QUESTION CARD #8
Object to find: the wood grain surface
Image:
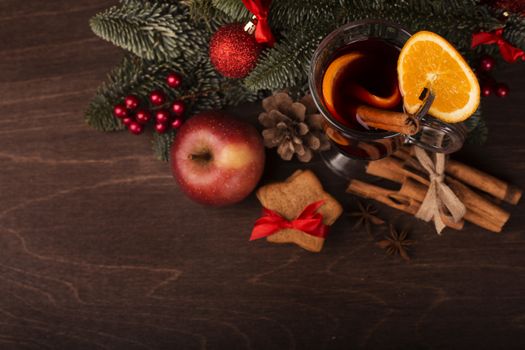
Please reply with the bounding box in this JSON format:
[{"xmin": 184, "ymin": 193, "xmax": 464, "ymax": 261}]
[{"xmin": 1, "ymin": 1, "xmax": 525, "ymax": 349}]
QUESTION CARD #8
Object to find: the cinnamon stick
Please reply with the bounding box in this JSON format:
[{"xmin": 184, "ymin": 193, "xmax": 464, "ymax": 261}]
[
  {"xmin": 347, "ymin": 179, "xmax": 464, "ymax": 230},
  {"xmin": 347, "ymin": 178, "xmax": 506, "ymax": 232},
  {"xmin": 366, "ymin": 157, "xmax": 429, "ymax": 186},
  {"xmin": 446, "ymin": 159, "xmax": 522, "ymax": 205},
  {"xmin": 463, "ymin": 211, "xmax": 503, "ymax": 233},
  {"xmin": 355, "ymin": 105, "xmax": 419, "ymax": 135},
  {"xmin": 402, "ymin": 177, "xmax": 506, "ymax": 232},
  {"xmin": 446, "ymin": 178, "xmax": 510, "ymax": 229},
  {"xmin": 365, "ymin": 156, "xmax": 510, "ymax": 232}
]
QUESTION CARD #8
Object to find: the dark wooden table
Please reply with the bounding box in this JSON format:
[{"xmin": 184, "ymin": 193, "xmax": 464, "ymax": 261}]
[{"xmin": 1, "ymin": 1, "xmax": 525, "ymax": 349}]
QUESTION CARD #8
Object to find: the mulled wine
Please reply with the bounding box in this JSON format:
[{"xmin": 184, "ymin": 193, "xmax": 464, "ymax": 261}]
[
  {"xmin": 319, "ymin": 37, "xmax": 404, "ymax": 159},
  {"xmin": 328, "ymin": 39, "xmax": 402, "ymax": 131},
  {"xmin": 309, "ymin": 20, "xmax": 466, "ymax": 178}
]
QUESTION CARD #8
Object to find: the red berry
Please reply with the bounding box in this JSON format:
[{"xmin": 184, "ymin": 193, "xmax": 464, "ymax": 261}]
[
  {"xmin": 135, "ymin": 110, "xmax": 151, "ymax": 124},
  {"xmin": 128, "ymin": 122, "xmax": 144, "ymax": 135},
  {"xmin": 155, "ymin": 123, "xmax": 168, "ymax": 134},
  {"xmin": 125, "ymin": 95, "xmax": 140, "ymax": 110},
  {"xmin": 122, "ymin": 117, "xmax": 133, "ymax": 126},
  {"xmin": 156, "ymin": 109, "xmax": 170, "ymax": 124},
  {"xmin": 480, "ymin": 81, "xmax": 493, "ymax": 97},
  {"xmin": 113, "ymin": 104, "xmax": 128, "ymax": 118},
  {"xmin": 171, "ymin": 118, "xmax": 183, "ymax": 129},
  {"xmin": 479, "ymin": 55, "xmax": 496, "ymax": 72},
  {"xmin": 150, "ymin": 90, "xmax": 166, "ymax": 106},
  {"xmin": 167, "ymin": 73, "xmax": 183, "ymax": 88},
  {"xmin": 495, "ymin": 83, "xmax": 509, "ymax": 98},
  {"xmin": 171, "ymin": 100, "xmax": 186, "ymax": 116}
]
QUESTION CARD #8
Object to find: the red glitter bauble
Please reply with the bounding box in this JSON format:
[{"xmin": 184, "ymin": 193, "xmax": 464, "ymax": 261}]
[{"xmin": 209, "ymin": 24, "xmax": 262, "ymax": 79}]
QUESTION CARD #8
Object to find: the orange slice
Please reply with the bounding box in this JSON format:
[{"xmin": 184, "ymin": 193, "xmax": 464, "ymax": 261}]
[
  {"xmin": 324, "ymin": 125, "xmax": 350, "ymax": 146},
  {"xmin": 347, "ymin": 82, "xmax": 401, "ymax": 109},
  {"xmin": 322, "ymin": 52, "xmax": 364, "ymax": 117},
  {"xmin": 397, "ymin": 31, "xmax": 480, "ymax": 123},
  {"xmin": 322, "ymin": 52, "xmax": 402, "ymax": 114}
]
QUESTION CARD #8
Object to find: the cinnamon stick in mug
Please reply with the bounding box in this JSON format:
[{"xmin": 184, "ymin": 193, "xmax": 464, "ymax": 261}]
[{"xmin": 355, "ymin": 104, "xmax": 419, "ymax": 135}]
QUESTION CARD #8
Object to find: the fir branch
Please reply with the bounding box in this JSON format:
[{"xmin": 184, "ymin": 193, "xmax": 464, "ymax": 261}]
[
  {"xmin": 211, "ymin": 0, "xmax": 250, "ymax": 22},
  {"xmin": 244, "ymin": 0, "xmax": 503, "ymax": 91},
  {"xmin": 243, "ymin": 25, "xmax": 331, "ymax": 91},
  {"xmin": 182, "ymin": 0, "xmax": 232, "ymax": 29},
  {"xmin": 152, "ymin": 129, "xmax": 176, "ymax": 161},
  {"xmin": 86, "ymin": 52, "xmax": 255, "ymax": 158},
  {"xmin": 504, "ymin": 14, "xmax": 525, "ymax": 49},
  {"xmin": 269, "ymin": 0, "xmax": 337, "ymax": 30},
  {"xmin": 466, "ymin": 116, "xmax": 488, "ymax": 145},
  {"xmin": 86, "ymin": 55, "xmax": 141, "ymax": 131},
  {"xmin": 90, "ymin": 0, "xmax": 209, "ymax": 61}
]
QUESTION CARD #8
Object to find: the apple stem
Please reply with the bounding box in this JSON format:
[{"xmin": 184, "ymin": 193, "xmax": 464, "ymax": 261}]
[{"xmin": 188, "ymin": 153, "xmax": 212, "ymax": 162}]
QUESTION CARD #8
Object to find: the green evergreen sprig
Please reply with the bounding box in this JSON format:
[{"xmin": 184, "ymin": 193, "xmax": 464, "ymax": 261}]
[
  {"xmin": 87, "ymin": 0, "xmax": 525, "ymax": 156},
  {"xmin": 90, "ymin": 0, "xmax": 209, "ymax": 61},
  {"xmin": 244, "ymin": 25, "xmax": 330, "ymax": 92},
  {"xmin": 86, "ymin": 53, "xmax": 256, "ymax": 160},
  {"xmin": 242, "ymin": 0, "xmax": 507, "ymax": 92}
]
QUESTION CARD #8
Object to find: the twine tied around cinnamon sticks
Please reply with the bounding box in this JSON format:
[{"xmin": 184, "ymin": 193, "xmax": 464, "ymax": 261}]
[
  {"xmin": 347, "ymin": 146, "xmax": 522, "ymax": 234},
  {"xmin": 413, "ymin": 147, "xmax": 465, "ymax": 234}
]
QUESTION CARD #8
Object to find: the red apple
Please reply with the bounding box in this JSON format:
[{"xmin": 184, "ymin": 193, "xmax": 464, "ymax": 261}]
[{"xmin": 171, "ymin": 112, "xmax": 265, "ymax": 206}]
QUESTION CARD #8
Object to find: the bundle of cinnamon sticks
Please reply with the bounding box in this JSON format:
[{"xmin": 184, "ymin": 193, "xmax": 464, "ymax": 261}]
[{"xmin": 347, "ymin": 147, "xmax": 522, "ymax": 233}]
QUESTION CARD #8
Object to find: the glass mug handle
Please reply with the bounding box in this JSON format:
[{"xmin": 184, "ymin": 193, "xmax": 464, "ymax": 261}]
[{"xmin": 405, "ymin": 91, "xmax": 466, "ymax": 154}]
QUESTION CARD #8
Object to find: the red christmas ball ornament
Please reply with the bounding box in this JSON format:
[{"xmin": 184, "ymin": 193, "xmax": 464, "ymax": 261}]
[
  {"xmin": 156, "ymin": 109, "xmax": 170, "ymax": 124},
  {"xmin": 480, "ymin": 81, "xmax": 493, "ymax": 97},
  {"xmin": 479, "ymin": 55, "xmax": 496, "ymax": 72},
  {"xmin": 155, "ymin": 123, "xmax": 168, "ymax": 134},
  {"xmin": 113, "ymin": 104, "xmax": 128, "ymax": 118},
  {"xmin": 150, "ymin": 90, "xmax": 166, "ymax": 106},
  {"xmin": 171, "ymin": 118, "xmax": 183, "ymax": 129},
  {"xmin": 128, "ymin": 122, "xmax": 144, "ymax": 135},
  {"xmin": 209, "ymin": 24, "xmax": 262, "ymax": 79},
  {"xmin": 135, "ymin": 110, "xmax": 151, "ymax": 124},
  {"xmin": 495, "ymin": 83, "xmax": 510, "ymax": 97},
  {"xmin": 171, "ymin": 100, "xmax": 186, "ymax": 117},
  {"xmin": 122, "ymin": 117, "xmax": 133, "ymax": 126},
  {"xmin": 167, "ymin": 73, "xmax": 183, "ymax": 89},
  {"xmin": 125, "ymin": 95, "xmax": 140, "ymax": 110}
]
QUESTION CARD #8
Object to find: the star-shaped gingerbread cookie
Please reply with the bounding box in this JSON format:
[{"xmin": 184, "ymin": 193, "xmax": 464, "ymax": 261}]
[{"xmin": 256, "ymin": 170, "xmax": 343, "ymax": 252}]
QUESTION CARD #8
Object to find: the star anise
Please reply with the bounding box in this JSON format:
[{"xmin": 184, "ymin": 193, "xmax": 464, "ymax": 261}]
[
  {"xmin": 348, "ymin": 201, "xmax": 385, "ymax": 237},
  {"xmin": 376, "ymin": 225, "xmax": 415, "ymax": 261}
]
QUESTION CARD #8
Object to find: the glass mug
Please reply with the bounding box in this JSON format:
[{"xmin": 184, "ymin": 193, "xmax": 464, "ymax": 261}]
[{"xmin": 308, "ymin": 20, "xmax": 466, "ymax": 178}]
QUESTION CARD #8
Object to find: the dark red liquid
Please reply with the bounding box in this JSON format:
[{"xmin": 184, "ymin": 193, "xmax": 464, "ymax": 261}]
[
  {"xmin": 329, "ymin": 39, "xmax": 402, "ymax": 131},
  {"xmin": 322, "ymin": 39, "xmax": 404, "ymax": 159}
]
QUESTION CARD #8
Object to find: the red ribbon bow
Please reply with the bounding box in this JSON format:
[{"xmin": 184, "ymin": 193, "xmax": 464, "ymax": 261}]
[
  {"xmin": 250, "ymin": 200, "xmax": 329, "ymax": 241},
  {"xmin": 471, "ymin": 28, "xmax": 525, "ymax": 63},
  {"xmin": 241, "ymin": 0, "xmax": 275, "ymax": 47}
]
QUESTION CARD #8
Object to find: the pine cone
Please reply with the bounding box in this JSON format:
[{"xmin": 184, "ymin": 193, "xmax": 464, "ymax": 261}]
[{"xmin": 259, "ymin": 92, "xmax": 330, "ymax": 162}]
